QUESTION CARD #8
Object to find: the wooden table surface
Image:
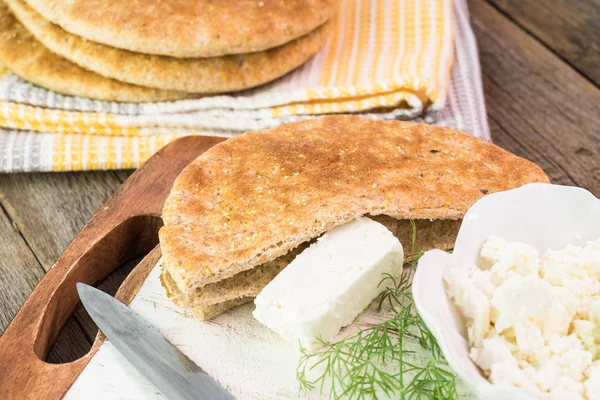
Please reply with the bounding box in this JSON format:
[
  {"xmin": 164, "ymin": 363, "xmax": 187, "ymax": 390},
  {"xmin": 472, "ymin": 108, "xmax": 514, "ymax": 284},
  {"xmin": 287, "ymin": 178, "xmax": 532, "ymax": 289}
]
[{"xmin": 0, "ymin": 0, "xmax": 598, "ymax": 363}]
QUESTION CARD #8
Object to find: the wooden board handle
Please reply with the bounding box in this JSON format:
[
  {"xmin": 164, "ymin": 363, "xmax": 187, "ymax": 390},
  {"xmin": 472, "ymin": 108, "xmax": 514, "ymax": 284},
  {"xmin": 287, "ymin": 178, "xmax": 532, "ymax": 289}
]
[{"xmin": 0, "ymin": 136, "xmax": 224, "ymax": 400}]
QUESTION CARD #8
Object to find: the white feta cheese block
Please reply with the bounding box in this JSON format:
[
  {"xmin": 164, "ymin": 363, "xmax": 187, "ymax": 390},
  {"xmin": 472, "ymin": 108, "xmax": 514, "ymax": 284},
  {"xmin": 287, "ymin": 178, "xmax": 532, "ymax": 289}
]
[{"xmin": 253, "ymin": 217, "xmax": 404, "ymax": 348}]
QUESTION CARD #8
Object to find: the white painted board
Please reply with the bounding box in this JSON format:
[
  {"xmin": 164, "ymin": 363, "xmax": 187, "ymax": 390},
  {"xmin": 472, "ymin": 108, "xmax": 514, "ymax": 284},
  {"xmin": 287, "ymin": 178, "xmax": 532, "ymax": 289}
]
[{"xmin": 66, "ymin": 258, "xmax": 473, "ymax": 399}]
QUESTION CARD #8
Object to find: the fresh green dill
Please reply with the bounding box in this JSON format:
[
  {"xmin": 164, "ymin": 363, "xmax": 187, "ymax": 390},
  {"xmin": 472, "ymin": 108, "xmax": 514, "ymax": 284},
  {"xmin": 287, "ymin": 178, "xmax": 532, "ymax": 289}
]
[
  {"xmin": 409, "ymin": 220, "xmax": 418, "ymax": 254},
  {"xmin": 296, "ymin": 222, "xmax": 457, "ymax": 399}
]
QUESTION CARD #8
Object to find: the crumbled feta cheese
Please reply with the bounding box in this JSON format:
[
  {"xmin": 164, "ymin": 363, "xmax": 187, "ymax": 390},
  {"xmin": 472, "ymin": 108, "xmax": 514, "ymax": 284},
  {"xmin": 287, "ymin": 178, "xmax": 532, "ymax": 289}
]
[
  {"xmin": 491, "ymin": 275, "xmax": 579, "ymax": 339},
  {"xmin": 582, "ymin": 239, "xmax": 600, "ymax": 280},
  {"xmin": 554, "ymin": 348, "xmax": 593, "ymax": 382},
  {"xmin": 574, "ymin": 320, "xmax": 600, "ymax": 358},
  {"xmin": 535, "ymin": 360, "xmax": 561, "ymax": 392},
  {"xmin": 584, "ymin": 361, "xmax": 600, "ymax": 400},
  {"xmin": 470, "ymin": 334, "xmax": 518, "ymax": 370},
  {"xmin": 444, "ymin": 236, "xmax": 600, "ymax": 399},
  {"xmin": 542, "ymin": 245, "xmax": 586, "ymax": 282},
  {"xmin": 470, "ymin": 269, "xmax": 497, "ymax": 299},
  {"xmin": 514, "ymin": 323, "xmax": 545, "ymax": 356},
  {"xmin": 444, "ymin": 266, "xmax": 491, "ymax": 346},
  {"xmin": 488, "ymin": 362, "xmax": 544, "ymax": 397},
  {"xmin": 551, "ymin": 375, "xmax": 585, "ymax": 399},
  {"xmin": 588, "ymin": 298, "xmax": 600, "ymax": 324},
  {"xmin": 480, "ymin": 235, "xmax": 540, "ymax": 286},
  {"xmin": 549, "ymin": 334, "xmax": 583, "ymax": 355}
]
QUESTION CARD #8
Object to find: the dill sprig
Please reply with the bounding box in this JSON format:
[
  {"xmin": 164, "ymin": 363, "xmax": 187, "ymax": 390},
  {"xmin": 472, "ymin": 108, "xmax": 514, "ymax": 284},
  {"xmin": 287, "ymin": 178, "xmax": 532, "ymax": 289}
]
[{"xmin": 296, "ymin": 221, "xmax": 457, "ymax": 399}]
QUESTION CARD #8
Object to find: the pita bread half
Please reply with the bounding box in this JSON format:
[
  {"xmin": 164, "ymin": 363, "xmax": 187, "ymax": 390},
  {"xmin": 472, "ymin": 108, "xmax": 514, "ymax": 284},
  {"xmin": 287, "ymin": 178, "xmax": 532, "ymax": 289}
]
[
  {"xmin": 0, "ymin": 2, "xmax": 192, "ymax": 102},
  {"xmin": 159, "ymin": 115, "xmax": 549, "ymax": 304},
  {"xmin": 23, "ymin": 0, "xmax": 338, "ymax": 58},
  {"xmin": 7, "ymin": 0, "xmax": 332, "ymax": 93},
  {"xmin": 160, "ymin": 217, "xmax": 461, "ymax": 319}
]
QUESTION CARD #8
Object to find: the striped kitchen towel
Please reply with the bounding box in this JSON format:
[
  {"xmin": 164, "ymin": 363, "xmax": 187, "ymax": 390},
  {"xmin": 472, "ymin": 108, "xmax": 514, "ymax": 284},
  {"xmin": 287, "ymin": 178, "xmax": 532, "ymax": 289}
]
[{"xmin": 0, "ymin": 0, "xmax": 489, "ymax": 172}]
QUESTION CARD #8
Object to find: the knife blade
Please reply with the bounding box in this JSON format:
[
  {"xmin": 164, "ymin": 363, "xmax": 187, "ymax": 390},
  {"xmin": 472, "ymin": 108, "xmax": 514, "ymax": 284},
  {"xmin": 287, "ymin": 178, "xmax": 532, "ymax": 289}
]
[{"xmin": 76, "ymin": 283, "xmax": 235, "ymax": 400}]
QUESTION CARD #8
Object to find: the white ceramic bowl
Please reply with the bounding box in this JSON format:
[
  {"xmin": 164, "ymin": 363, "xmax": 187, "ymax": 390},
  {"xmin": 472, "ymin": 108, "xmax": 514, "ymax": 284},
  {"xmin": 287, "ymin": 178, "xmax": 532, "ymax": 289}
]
[{"xmin": 412, "ymin": 183, "xmax": 600, "ymax": 399}]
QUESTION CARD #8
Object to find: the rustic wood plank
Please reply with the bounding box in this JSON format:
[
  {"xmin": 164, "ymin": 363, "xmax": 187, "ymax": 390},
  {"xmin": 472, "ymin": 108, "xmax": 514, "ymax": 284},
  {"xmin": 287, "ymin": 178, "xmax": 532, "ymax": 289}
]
[
  {"xmin": 0, "ymin": 171, "xmax": 130, "ymax": 357},
  {"xmin": 0, "ymin": 204, "xmax": 46, "ymax": 332},
  {"xmin": 0, "ymin": 171, "xmax": 123, "ymax": 270},
  {"xmin": 470, "ymin": 0, "xmax": 600, "ymax": 195},
  {"xmin": 0, "ymin": 173, "xmax": 138, "ymax": 357},
  {"xmin": 114, "ymin": 169, "xmax": 135, "ymax": 183},
  {"xmin": 0, "ymin": 199, "xmax": 92, "ymax": 363},
  {"xmin": 46, "ymin": 319, "xmax": 92, "ymax": 364},
  {"xmin": 0, "ymin": 171, "xmax": 123, "ymax": 342},
  {"xmin": 486, "ymin": 0, "xmax": 600, "ymax": 86}
]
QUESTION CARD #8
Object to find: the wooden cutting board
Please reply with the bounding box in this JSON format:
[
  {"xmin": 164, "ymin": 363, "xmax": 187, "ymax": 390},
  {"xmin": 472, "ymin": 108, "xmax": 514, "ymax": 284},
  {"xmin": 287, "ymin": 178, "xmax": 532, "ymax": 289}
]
[
  {"xmin": 66, "ymin": 250, "xmax": 461, "ymax": 399},
  {"xmin": 65, "ymin": 251, "xmax": 333, "ymax": 399},
  {"xmin": 0, "ymin": 136, "xmax": 224, "ymax": 400},
  {"xmin": 0, "ymin": 135, "xmax": 472, "ymax": 399}
]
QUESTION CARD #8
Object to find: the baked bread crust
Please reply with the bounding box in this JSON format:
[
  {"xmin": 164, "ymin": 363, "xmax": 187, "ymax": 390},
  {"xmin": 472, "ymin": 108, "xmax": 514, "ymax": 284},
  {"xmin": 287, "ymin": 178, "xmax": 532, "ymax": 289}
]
[
  {"xmin": 23, "ymin": 0, "xmax": 338, "ymax": 58},
  {"xmin": 160, "ymin": 116, "xmax": 549, "ymax": 299},
  {"xmin": 0, "ymin": 2, "xmax": 192, "ymax": 102},
  {"xmin": 7, "ymin": 0, "xmax": 332, "ymax": 93}
]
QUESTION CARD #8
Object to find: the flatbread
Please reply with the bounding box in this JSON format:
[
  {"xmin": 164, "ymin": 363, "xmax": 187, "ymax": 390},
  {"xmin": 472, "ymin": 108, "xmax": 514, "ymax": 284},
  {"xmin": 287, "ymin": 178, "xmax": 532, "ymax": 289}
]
[
  {"xmin": 7, "ymin": 0, "xmax": 332, "ymax": 93},
  {"xmin": 160, "ymin": 217, "xmax": 462, "ymax": 319},
  {"xmin": 162, "ymin": 239, "xmax": 310, "ymax": 308},
  {"xmin": 159, "ymin": 116, "xmax": 549, "ymax": 317},
  {"xmin": 0, "ymin": 2, "xmax": 192, "ymax": 102},
  {"xmin": 23, "ymin": 0, "xmax": 338, "ymax": 58},
  {"xmin": 176, "ymin": 296, "xmax": 253, "ymax": 321}
]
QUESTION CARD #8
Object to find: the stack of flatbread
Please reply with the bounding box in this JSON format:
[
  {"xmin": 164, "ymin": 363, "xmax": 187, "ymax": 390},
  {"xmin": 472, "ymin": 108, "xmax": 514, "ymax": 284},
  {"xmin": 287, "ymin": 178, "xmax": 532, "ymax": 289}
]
[
  {"xmin": 159, "ymin": 115, "xmax": 549, "ymax": 320},
  {"xmin": 0, "ymin": 0, "xmax": 335, "ymax": 102}
]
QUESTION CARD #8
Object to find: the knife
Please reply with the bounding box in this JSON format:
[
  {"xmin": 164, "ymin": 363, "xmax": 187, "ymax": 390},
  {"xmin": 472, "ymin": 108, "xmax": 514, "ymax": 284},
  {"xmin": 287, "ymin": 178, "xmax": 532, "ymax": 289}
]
[{"xmin": 76, "ymin": 283, "xmax": 235, "ymax": 400}]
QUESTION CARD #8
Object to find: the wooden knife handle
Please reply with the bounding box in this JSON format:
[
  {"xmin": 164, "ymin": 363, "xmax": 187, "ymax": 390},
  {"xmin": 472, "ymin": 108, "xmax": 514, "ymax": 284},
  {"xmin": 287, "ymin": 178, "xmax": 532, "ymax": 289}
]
[{"xmin": 0, "ymin": 136, "xmax": 224, "ymax": 400}]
